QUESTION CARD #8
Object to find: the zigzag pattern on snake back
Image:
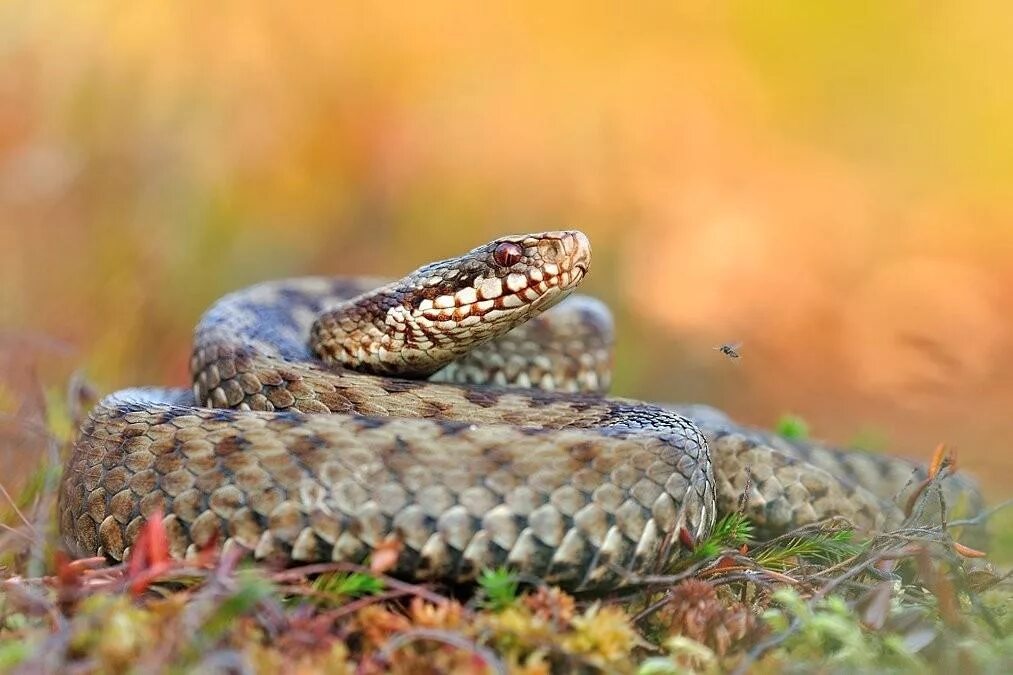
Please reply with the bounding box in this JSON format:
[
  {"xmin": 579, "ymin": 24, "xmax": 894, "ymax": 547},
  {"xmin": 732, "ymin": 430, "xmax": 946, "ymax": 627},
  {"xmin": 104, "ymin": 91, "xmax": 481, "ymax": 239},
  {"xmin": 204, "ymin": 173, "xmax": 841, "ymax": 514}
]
[{"xmin": 59, "ymin": 231, "xmax": 983, "ymax": 591}]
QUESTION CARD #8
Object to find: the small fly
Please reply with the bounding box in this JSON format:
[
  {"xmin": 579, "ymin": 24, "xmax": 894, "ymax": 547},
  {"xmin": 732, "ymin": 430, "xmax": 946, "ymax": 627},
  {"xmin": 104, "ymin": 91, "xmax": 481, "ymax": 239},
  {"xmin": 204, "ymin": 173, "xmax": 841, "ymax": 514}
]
[{"xmin": 715, "ymin": 341, "xmax": 742, "ymax": 360}]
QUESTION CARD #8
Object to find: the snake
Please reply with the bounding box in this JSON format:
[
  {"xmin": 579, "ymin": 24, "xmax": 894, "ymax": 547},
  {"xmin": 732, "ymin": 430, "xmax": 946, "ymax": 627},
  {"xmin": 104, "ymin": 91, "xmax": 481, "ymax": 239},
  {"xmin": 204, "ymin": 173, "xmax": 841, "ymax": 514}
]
[{"xmin": 59, "ymin": 231, "xmax": 983, "ymax": 591}]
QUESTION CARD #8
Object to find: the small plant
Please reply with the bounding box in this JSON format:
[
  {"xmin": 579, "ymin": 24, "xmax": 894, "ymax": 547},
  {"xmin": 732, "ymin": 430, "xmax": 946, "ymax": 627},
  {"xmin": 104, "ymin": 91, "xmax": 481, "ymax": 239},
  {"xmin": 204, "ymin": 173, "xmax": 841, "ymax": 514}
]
[
  {"xmin": 760, "ymin": 588, "xmax": 926, "ymax": 671},
  {"xmin": 477, "ymin": 567, "xmax": 520, "ymax": 611},
  {"xmin": 312, "ymin": 572, "xmax": 384, "ymax": 601},
  {"xmin": 690, "ymin": 512, "xmax": 754, "ymax": 561},
  {"xmin": 190, "ymin": 570, "xmax": 276, "ymax": 652},
  {"xmin": 753, "ymin": 527, "xmax": 862, "ymax": 571},
  {"xmin": 775, "ymin": 414, "xmax": 810, "ymax": 440}
]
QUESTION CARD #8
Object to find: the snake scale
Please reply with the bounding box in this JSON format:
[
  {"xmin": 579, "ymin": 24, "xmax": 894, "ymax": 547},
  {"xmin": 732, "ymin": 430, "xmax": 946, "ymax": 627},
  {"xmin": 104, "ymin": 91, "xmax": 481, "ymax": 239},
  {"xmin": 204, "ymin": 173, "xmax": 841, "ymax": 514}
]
[{"xmin": 59, "ymin": 231, "xmax": 982, "ymax": 591}]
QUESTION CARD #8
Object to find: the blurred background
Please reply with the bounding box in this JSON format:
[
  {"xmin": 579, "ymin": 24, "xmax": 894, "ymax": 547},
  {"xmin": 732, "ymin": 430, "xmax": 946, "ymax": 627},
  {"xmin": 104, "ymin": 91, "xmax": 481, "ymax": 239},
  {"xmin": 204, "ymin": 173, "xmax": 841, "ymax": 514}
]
[{"xmin": 1, "ymin": 2, "xmax": 1010, "ymax": 498}]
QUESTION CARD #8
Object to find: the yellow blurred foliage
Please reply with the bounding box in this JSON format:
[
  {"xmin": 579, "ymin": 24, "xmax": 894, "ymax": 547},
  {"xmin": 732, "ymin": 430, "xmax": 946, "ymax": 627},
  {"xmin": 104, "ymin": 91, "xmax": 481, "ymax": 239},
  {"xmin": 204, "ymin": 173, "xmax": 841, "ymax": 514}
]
[{"xmin": 1, "ymin": 2, "xmax": 1011, "ymax": 493}]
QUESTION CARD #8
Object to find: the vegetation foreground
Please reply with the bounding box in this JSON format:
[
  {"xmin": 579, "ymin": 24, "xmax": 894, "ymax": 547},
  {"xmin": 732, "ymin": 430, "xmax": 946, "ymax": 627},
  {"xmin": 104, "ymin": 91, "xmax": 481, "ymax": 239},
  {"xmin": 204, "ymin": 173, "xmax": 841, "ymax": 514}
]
[{"xmin": 1, "ymin": 382, "xmax": 1010, "ymax": 674}]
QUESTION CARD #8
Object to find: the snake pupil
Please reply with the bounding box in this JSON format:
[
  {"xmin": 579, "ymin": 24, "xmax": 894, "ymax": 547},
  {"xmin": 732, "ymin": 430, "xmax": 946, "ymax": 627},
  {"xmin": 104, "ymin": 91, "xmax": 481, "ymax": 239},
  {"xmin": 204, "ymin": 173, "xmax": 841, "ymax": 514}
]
[{"xmin": 493, "ymin": 242, "xmax": 523, "ymax": 268}]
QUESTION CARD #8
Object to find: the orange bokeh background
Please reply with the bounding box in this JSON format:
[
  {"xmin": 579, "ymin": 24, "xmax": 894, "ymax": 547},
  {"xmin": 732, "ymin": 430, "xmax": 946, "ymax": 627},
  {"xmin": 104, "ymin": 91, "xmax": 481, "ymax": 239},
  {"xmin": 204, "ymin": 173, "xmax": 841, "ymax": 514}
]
[{"xmin": 2, "ymin": 3, "xmax": 1011, "ymax": 496}]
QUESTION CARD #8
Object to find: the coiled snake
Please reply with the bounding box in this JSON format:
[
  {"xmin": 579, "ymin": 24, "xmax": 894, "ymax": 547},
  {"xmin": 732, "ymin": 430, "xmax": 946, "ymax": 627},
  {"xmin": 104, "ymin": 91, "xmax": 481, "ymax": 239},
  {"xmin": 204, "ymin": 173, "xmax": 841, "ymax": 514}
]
[{"xmin": 59, "ymin": 231, "xmax": 982, "ymax": 591}]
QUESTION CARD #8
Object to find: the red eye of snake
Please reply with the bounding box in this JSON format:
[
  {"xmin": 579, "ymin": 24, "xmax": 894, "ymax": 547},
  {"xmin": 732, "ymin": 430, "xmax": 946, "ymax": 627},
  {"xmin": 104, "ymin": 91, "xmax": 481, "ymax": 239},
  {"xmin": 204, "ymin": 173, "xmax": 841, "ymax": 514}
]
[{"xmin": 492, "ymin": 242, "xmax": 523, "ymax": 267}]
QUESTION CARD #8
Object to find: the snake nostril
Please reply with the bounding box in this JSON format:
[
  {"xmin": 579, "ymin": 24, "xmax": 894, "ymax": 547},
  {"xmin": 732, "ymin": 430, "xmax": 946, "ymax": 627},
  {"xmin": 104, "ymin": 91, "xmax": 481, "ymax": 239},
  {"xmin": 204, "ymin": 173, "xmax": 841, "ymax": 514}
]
[{"xmin": 542, "ymin": 240, "xmax": 566, "ymax": 263}]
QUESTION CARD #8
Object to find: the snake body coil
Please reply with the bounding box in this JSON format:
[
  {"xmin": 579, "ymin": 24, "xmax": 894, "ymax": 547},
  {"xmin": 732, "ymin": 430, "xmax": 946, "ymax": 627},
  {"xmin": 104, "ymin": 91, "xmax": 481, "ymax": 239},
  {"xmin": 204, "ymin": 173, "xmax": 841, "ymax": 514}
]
[{"xmin": 59, "ymin": 231, "xmax": 981, "ymax": 591}]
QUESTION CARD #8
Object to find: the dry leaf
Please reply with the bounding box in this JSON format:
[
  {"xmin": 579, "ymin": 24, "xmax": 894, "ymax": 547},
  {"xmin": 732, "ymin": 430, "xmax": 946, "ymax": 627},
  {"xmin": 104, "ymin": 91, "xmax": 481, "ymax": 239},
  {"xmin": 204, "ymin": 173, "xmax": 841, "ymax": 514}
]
[
  {"xmin": 370, "ymin": 537, "xmax": 403, "ymax": 575},
  {"xmin": 952, "ymin": 542, "xmax": 987, "ymax": 559}
]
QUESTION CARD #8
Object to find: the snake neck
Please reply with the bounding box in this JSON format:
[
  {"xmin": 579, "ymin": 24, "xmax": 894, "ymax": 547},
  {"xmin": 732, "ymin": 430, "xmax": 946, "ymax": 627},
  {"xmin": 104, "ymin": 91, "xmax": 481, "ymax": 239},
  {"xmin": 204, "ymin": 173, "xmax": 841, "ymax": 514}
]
[
  {"xmin": 310, "ymin": 285, "xmax": 448, "ymax": 377},
  {"xmin": 310, "ymin": 283, "xmax": 580, "ymax": 378}
]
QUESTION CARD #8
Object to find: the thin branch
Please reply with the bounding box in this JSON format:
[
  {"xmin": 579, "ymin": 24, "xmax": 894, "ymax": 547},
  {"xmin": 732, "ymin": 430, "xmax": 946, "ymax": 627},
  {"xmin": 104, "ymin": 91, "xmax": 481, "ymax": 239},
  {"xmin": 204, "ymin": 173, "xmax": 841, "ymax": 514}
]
[
  {"xmin": 948, "ymin": 499, "xmax": 1013, "ymax": 528},
  {"xmin": 0, "ymin": 521, "xmax": 36, "ymax": 543},
  {"xmin": 270, "ymin": 561, "xmax": 454, "ymax": 608},
  {"xmin": 319, "ymin": 589, "xmax": 416, "ymax": 623},
  {"xmin": 379, "ymin": 628, "xmax": 507, "ymax": 675},
  {"xmin": 0, "ymin": 480, "xmax": 37, "ymax": 534}
]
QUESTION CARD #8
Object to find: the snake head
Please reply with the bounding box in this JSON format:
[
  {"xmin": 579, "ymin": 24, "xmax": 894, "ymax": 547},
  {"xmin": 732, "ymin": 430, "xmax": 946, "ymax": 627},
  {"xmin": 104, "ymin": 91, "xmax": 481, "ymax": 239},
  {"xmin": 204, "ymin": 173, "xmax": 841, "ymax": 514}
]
[
  {"xmin": 409, "ymin": 230, "xmax": 591, "ymax": 315},
  {"xmin": 312, "ymin": 231, "xmax": 592, "ymax": 377}
]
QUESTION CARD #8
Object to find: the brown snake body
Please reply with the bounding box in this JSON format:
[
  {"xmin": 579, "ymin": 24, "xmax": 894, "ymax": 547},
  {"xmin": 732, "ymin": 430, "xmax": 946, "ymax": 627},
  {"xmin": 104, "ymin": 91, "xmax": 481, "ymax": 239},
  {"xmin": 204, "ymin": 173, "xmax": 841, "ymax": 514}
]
[{"xmin": 59, "ymin": 231, "xmax": 982, "ymax": 591}]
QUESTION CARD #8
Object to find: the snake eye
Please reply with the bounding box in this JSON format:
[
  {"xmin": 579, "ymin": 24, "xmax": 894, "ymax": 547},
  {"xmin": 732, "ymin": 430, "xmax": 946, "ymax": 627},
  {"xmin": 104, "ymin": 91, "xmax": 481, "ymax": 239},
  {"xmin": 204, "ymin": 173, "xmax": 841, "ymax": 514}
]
[{"xmin": 492, "ymin": 242, "xmax": 523, "ymax": 268}]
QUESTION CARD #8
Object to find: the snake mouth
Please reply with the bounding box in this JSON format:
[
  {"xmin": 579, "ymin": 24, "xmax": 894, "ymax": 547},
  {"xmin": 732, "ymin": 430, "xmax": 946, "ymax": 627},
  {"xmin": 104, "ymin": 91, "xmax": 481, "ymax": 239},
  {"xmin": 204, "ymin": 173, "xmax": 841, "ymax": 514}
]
[{"xmin": 568, "ymin": 231, "xmax": 591, "ymax": 281}]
